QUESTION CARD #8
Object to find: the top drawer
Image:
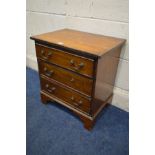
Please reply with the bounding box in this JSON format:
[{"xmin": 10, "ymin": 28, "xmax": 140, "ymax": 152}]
[{"xmin": 35, "ymin": 44, "xmax": 94, "ymax": 78}]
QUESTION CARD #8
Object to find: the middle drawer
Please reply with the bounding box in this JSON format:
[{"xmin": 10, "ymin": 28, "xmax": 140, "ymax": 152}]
[{"xmin": 38, "ymin": 60, "xmax": 93, "ymax": 96}]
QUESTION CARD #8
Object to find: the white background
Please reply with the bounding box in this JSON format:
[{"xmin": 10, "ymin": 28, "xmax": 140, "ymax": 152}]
[{"xmin": 0, "ymin": 0, "xmax": 155, "ymax": 154}]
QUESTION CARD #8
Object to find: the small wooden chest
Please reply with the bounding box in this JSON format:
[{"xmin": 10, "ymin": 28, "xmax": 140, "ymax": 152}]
[{"xmin": 30, "ymin": 29, "xmax": 125, "ymax": 130}]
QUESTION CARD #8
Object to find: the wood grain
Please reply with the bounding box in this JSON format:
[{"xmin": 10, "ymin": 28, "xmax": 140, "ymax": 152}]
[
  {"xmin": 30, "ymin": 29, "xmax": 126, "ymax": 130},
  {"xmin": 36, "ymin": 44, "xmax": 94, "ymax": 78},
  {"xmin": 40, "ymin": 77, "xmax": 91, "ymax": 114},
  {"xmin": 95, "ymin": 47, "xmax": 121, "ymax": 102},
  {"xmin": 31, "ymin": 29, "xmax": 126, "ymax": 57},
  {"xmin": 38, "ymin": 60, "xmax": 93, "ymax": 96}
]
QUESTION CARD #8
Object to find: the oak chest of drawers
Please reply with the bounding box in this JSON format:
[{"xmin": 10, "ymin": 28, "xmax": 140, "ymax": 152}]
[{"xmin": 30, "ymin": 29, "xmax": 125, "ymax": 130}]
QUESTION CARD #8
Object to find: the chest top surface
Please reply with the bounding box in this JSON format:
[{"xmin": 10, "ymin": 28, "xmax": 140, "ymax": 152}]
[{"xmin": 31, "ymin": 29, "xmax": 125, "ymax": 57}]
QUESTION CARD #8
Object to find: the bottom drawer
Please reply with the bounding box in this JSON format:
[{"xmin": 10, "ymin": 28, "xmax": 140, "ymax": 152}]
[{"xmin": 40, "ymin": 77, "xmax": 91, "ymax": 114}]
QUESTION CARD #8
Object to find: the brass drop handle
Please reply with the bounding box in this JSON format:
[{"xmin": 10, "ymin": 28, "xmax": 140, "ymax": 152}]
[
  {"xmin": 78, "ymin": 100, "xmax": 83, "ymax": 105},
  {"xmin": 78, "ymin": 62, "xmax": 84, "ymax": 68},
  {"xmin": 71, "ymin": 97, "xmax": 83, "ymax": 107},
  {"xmin": 70, "ymin": 59, "xmax": 74, "ymax": 65},
  {"xmin": 73, "ymin": 100, "xmax": 83, "ymax": 107},
  {"xmin": 47, "ymin": 51, "xmax": 52, "ymax": 56},
  {"xmin": 70, "ymin": 78, "xmax": 75, "ymax": 82},
  {"xmin": 45, "ymin": 84, "xmax": 56, "ymax": 93},
  {"xmin": 71, "ymin": 96, "xmax": 75, "ymax": 101},
  {"xmin": 73, "ymin": 67, "xmax": 79, "ymax": 71},
  {"xmin": 41, "ymin": 50, "xmax": 52, "ymax": 59},
  {"xmin": 69, "ymin": 59, "xmax": 84, "ymax": 70},
  {"xmin": 51, "ymin": 87, "xmax": 56, "ymax": 91},
  {"xmin": 43, "ymin": 67, "xmax": 54, "ymax": 76},
  {"xmin": 73, "ymin": 65, "xmax": 84, "ymax": 71},
  {"xmin": 41, "ymin": 50, "xmax": 44, "ymax": 54},
  {"xmin": 45, "ymin": 84, "xmax": 49, "ymax": 88}
]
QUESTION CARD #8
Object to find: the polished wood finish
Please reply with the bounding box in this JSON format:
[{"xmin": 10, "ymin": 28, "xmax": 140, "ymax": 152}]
[
  {"xmin": 95, "ymin": 47, "xmax": 121, "ymax": 102},
  {"xmin": 36, "ymin": 44, "xmax": 94, "ymax": 78},
  {"xmin": 31, "ymin": 29, "xmax": 125, "ymax": 130},
  {"xmin": 73, "ymin": 111, "xmax": 95, "ymax": 130},
  {"xmin": 38, "ymin": 60, "xmax": 93, "ymax": 96},
  {"xmin": 40, "ymin": 77, "xmax": 91, "ymax": 114},
  {"xmin": 31, "ymin": 29, "xmax": 125, "ymax": 57}
]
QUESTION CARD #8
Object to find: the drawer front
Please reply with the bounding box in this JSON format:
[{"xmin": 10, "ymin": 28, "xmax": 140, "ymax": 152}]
[
  {"xmin": 39, "ymin": 60, "xmax": 93, "ymax": 96},
  {"xmin": 36, "ymin": 44, "xmax": 94, "ymax": 77},
  {"xmin": 40, "ymin": 77, "xmax": 91, "ymax": 114}
]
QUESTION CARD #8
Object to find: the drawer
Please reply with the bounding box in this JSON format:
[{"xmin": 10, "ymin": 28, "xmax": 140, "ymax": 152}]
[
  {"xmin": 38, "ymin": 60, "xmax": 93, "ymax": 96},
  {"xmin": 40, "ymin": 77, "xmax": 91, "ymax": 114},
  {"xmin": 36, "ymin": 44, "xmax": 94, "ymax": 77}
]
